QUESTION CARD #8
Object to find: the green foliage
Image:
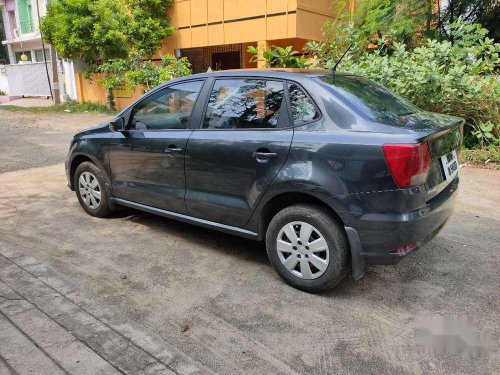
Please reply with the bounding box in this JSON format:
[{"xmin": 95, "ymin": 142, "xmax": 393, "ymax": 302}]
[
  {"xmin": 313, "ymin": 0, "xmax": 437, "ymax": 58},
  {"xmin": 41, "ymin": 0, "xmax": 129, "ymax": 66},
  {"xmin": 42, "ymin": 0, "xmax": 174, "ymax": 65},
  {"xmin": 247, "ymin": 45, "xmax": 311, "ymax": 68},
  {"xmin": 128, "ymin": 55, "xmax": 192, "ymax": 91},
  {"xmin": 99, "ymin": 54, "xmax": 192, "ymax": 95},
  {"xmin": 461, "ymin": 145, "xmax": 500, "ymax": 168},
  {"xmin": 308, "ymin": 20, "xmax": 500, "ymax": 149},
  {"xmin": 42, "ymin": 0, "xmax": 175, "ymax": 109},
  {"xmin": 0, "ymin": 101, "xmax": 110, "ymax": 114},
  {"xmin": 440, "ymin": 0, "xmax": 500, "ymax": 42},
  {"xmin": 124, "ymin": 0, "xmax": 175, "ymax": 58}
]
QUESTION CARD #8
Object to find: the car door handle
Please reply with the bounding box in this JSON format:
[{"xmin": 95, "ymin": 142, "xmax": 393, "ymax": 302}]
[
  {"xmin": 252, "ymin": 151, "xmax": 278, "ymax": 162},
  {"xmin": 164, "ymin": 145, "xmax": 183, "ymax": 153}
]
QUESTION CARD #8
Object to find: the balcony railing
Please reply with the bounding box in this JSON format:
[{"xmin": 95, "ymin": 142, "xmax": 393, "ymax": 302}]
[{"xmin": 20, "ymin": 20, "xmax": 35, "ymax": 34}]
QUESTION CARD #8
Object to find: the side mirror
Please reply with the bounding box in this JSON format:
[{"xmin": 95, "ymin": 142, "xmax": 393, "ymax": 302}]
[{"xmin": 109, "ymin": 117, "xmax": 125, "ymax": 132}]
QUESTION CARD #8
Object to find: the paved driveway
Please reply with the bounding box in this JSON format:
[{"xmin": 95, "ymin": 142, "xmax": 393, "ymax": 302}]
[{"xmin": 0, "ymin": 109, "xmax": 498, "ymax": 374}]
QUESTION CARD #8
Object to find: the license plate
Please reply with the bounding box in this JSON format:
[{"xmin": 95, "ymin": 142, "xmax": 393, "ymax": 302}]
[{"xmin": 441, "ymin": 150, "xmax": 458, "ymax": 181}]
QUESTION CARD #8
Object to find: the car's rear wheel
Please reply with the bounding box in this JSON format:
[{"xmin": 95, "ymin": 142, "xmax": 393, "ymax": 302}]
[
  {"xmin": 74, "ymin": 161, "xmax": 111, "ymax": 217},
  {"xmin": 265, "ymin": 204, "xmax": 349, "ymax": 292}
]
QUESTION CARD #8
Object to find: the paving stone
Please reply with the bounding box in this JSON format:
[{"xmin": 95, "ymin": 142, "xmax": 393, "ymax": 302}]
[
  {"xmin": 0, "ymin": 251, "xmax": 213, "ymax": 374},
  {"xmin": 0, "ymin": 286, "xmax": 120, "ymax": 375},
  {"xmin": 0, "ymin": 314, "xmax": 65, "ymax": 375}
]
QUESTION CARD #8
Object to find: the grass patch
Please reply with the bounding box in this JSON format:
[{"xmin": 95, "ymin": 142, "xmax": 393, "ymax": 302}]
[
  {"xmin": 461, "ymin": 146, "xmax": 500, "ymax": 169},
  {"xmin": 0, "ymin": 101, "xmax": 112, "ymax": 114}
]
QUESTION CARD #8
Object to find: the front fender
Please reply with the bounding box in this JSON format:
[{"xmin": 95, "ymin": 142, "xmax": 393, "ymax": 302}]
[{"xmin": 66, "ymin": 134, "xmax": 112, "ymax": 190}]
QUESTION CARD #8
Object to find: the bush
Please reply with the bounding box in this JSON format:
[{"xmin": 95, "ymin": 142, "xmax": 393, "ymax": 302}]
[
  {"xmin": 97, "ymin": 54, "xmax": 192, "ymax": 110},
  {"xmin": 247, "ymin": 45, "xmax": 310, "ymax": 68},
  {"xmin": 307, "ymin": 21, "xmax": 500, "ymax": 148}
]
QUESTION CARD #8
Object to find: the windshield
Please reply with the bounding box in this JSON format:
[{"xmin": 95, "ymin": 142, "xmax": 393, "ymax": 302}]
[{"xmin": 318, "ymin": 75, "xmax": 420, "ymax": 125}]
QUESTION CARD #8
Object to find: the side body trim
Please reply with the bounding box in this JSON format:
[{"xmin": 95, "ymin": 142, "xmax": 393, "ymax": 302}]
[{"xmin": 111, "ymin": 198, "xmax": 260, "ymax": 240}]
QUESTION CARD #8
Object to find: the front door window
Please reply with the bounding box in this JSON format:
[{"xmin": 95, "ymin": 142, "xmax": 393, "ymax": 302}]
[{"xmin": 129, "ymin": 81, "xmax": 203, "ymax": 130}]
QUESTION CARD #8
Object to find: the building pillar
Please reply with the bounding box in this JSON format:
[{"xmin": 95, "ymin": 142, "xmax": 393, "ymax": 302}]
[
  {"xmin": 257, "ymin": 40, "xmax": 270, "ymax": 68},
  {"xmin": 6, "ymin": 44, "xmax": 15, "ymax": 64}
]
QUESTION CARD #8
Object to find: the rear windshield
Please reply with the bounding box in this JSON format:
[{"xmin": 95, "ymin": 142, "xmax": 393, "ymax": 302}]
[{"xmin": 318, "ymin": 75, "xmax": 420, "ymax": 124}]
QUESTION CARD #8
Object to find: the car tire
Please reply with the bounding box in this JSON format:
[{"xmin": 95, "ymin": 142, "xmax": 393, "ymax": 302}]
[
  {"xmin": 74, "ymin": 161, "xmax": 112, "ymax": 218},
  {"xmin": 265, "ymin": 204, "xmax": 349, "ymax": 293}
]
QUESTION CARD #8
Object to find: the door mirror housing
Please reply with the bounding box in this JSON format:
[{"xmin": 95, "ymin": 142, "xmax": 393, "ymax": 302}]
[{"xmin": 109, "ymin": 117, "xmax": 125, "ymax": 132}]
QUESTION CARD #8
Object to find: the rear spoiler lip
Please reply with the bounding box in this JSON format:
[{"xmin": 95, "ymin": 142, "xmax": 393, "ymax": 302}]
[{"xmin": 417, "ymin": 118, "xmax": 465, "ymax": 143}]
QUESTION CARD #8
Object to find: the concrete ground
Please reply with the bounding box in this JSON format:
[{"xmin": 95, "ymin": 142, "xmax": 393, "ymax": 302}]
[{"xmin": 0, "ymin": 109, "xmax": 498, "ymax": 375}]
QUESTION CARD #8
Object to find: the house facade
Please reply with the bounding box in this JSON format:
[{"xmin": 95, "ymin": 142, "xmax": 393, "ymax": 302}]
[
  {"xmin": 162, "ymin": 0, "xmax": 336, "ymax": 72},
  {"xmin": 76, "ymin": 0, "xmax": 338, "ymax": 110},
  {"xmin": 0, "ymin": 0, "xmax": 77, "ymax": 99}
]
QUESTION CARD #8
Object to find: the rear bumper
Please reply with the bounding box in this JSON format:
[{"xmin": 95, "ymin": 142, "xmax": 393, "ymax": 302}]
[{"xmin": 346, "ymin": 175, "xmax": 459, "ymax": 279}]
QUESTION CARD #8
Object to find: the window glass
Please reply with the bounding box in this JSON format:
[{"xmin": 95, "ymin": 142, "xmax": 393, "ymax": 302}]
[
  {"xmin": 288, "ymin": 84, "xmax": 319, "ymax": 125},
  {"xmin": 318, "ymin": 75, "xmax": 420, "ymax": 125},
  {"xmin": 129, "ymin": 81, "xmax": 203, "ymax": 130},
  {"xmin": 34, "ymin": 49, "xmax": 50, "ymax": 62},
  {"xmin": 203, "ymin": 79, "xmax": 284, "ymax": 129},
  {"xmin": 15, "ymin": 51, "xmax": 32, "ymax": 63}
]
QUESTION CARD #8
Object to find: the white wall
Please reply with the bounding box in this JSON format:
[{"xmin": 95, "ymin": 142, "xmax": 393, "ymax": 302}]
[
  {"xmin": 62, "ymin": 60, "xmax": 77, "ymax": 100},
  {"xmin": 0, "ymin": 75, "xmax": 10, "ymax": 95}
]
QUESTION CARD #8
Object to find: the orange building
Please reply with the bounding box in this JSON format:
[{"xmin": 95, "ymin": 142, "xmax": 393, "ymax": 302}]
[{"xmin": 76, "ymin": 0, "xmax": 337, "ymax": 110}]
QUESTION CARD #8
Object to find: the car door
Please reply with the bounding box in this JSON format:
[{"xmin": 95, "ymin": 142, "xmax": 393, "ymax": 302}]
[
  {"xmin": 184, "ymin": 77, "xmax": 293, "ymax": 228},
  {"xmin": 108, "ymin": 80, "xmax": 204, "ymax": 213}
]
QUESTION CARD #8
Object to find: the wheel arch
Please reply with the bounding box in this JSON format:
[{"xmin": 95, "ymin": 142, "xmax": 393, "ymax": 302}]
[
  {"xmin": 69, "ymin": 153, "xmax": 106, "ymax": 190},
  {"xmin": 257, "ymin": 191, "xmax": 346, "ymax": 239}
]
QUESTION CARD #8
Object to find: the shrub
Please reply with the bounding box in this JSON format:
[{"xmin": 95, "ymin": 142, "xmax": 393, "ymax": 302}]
[
  {"xmin": 98, "ymin": 54, "xmax": 192, "ymax": 110},
  {"xmin": 307, "ymin": 21, "xmax": 500, "ymax": 148},
  {"xmin": 247, "ymin": 45, "xmax": 310, "ymax": 68}
]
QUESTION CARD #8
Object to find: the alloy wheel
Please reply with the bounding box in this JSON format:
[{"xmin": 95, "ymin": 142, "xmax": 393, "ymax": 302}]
[
  {"xmin": 78, "ymin": 171, "xmax": 101, "ymax": 209},
  {"xmin": 276, "ymin": 221, "xmax": 330, "ymax": 280}
]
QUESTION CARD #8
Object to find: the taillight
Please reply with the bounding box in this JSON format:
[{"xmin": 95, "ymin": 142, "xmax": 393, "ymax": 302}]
[{"xmin": 383, "ymin": 143, "xmax": 432, "ymax": 188}]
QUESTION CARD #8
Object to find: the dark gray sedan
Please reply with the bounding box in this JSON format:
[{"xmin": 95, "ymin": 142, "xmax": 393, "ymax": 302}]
[{"xmin": 66, "ymin": 69, "xmax": 463, "ymax": 292}]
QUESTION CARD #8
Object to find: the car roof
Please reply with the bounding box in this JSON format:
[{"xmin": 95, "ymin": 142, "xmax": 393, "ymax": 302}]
[{"xmin": 174, "ymin": 68, "xmax": 354, "ymax": 80}]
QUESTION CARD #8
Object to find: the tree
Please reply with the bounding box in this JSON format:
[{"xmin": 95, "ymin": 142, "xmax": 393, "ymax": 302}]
[
  {"xmin": 440, "ymin": 0, "xmax": 500, "ymax": 42},
  {"xmin": 41, "ymin": 0, "xmax": 130, "ymax": 67},
  {"xmin": 124, "ymin": 0, "xmax": 175, "ymax": 58},
  {"xmin": 311, "ymin": 0, "xmax": 438, "ymax": 60},
  {"xmin": 41, "ymin": 0, "xmax": 175, "ymax": 109}
]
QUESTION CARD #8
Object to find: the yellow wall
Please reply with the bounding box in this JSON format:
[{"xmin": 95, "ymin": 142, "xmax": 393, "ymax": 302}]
[
  {"xmin": 161, "ymin": 0, "xmax": 334, "ymax": 53},
  {"xmin": 78, "ymin": 0, "xmax": 336, "ymax": 110},
  {"xmin": 75, "ymin": 73, "xmax": 143, "ymax": 110}
]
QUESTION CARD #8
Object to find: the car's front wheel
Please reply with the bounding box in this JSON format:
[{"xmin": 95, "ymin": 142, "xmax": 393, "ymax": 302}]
[
  {"xmin": 265, "ymin": 204, "xmax": 349, "ymax": 292},
  {"xmin": 74, "ymin": 161, "xmax": 111, "ymax": 217}
]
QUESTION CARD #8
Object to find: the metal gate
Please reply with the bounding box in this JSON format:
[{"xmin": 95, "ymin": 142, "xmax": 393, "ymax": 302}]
[
  {"xmin": 5, "ymin": 62, "xmax": 53, "ymax": 97},
  {"xmin": 181, "ymin": 44, "xmax": 243, "ymax": 73}
]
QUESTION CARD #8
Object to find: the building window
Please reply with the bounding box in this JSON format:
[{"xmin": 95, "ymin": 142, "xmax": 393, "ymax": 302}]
[
  {"xmin": 34, "ymin": 49, "xmax": 50, "ymax": 62},
  {"xmin": 15, "ymin": 51, "xmax": 32, "ymax": 63},
  {"xmin": 18, "ymin": 0, "xmax": 34, "ymax": 34}
]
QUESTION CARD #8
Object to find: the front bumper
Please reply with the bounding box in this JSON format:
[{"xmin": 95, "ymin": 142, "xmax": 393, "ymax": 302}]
[
  {"xmin": 65, "ymin": 156, "xmax": 73, "ymax": 190},
  {"xmin": 346, "ymin": 175, "xmax": 459, "ymax": 279}
]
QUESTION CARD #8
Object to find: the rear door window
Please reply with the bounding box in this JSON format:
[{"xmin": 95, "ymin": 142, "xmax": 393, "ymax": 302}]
[
  {"xmin": 203, "ymin": 79, "xmax": 285, "ymax": 129},
  {"xmin": 288, "ymin": 83, "xmax": 320, "ymax": 125}
]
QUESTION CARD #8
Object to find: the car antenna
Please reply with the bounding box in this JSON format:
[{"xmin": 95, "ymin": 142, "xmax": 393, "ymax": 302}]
[{"xmin": 331, "ymin": 44, "xmax": 353, "ymax": 73}]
